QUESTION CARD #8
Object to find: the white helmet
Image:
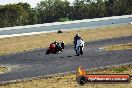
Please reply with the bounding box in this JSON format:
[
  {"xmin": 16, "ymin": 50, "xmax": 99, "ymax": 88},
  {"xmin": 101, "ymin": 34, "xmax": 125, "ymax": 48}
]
[{"xmin": 76, "ymin": 34, "xmax": 80, "ymax": 37}]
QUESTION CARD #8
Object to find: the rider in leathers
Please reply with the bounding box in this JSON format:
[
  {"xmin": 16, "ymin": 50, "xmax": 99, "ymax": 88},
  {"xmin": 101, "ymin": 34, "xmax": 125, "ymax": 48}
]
[{"xmin": 73, "ymin": 34, "xmax": 82, "ymax": 50}]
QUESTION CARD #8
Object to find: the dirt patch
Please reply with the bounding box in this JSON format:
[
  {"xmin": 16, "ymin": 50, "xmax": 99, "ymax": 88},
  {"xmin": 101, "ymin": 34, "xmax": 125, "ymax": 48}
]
[{"xmin": 0, "ymin": 67, "xmax": 8, "ymax": 74}]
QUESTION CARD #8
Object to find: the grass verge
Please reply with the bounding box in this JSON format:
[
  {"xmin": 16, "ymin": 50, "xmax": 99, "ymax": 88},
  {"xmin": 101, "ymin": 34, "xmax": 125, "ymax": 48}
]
[
  {"xmin": 0, "ymin": 24, "xmax": 132, "ymax": 55},
  {"xmin": 103, "ymin": 43, "xmax": 132, "ymax": 51},
  {"xmin": 0, "ymin": 64, "xmax": 132, "ymax": 88}
]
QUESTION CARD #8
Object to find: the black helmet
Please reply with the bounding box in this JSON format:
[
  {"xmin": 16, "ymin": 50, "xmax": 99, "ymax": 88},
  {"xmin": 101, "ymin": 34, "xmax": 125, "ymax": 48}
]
[{"xmin": 54, "ymin": 41, "xmax": 57, "ymax": 43}]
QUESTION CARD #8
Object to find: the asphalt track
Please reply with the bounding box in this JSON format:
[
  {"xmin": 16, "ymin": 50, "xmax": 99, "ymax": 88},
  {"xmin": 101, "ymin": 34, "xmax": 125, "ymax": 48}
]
[{"xmin": 0, "ymin": 36, "xmax": 132, "ymax": 82}]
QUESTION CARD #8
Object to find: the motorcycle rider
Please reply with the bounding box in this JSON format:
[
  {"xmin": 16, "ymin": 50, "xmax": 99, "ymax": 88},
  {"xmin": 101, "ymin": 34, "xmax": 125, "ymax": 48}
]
[
  {"xmin": 53, "ymin": 41, "xmax": 62, "ymax": 52},
  {"xmin": 76, "ymin": 38, "xmax": 84, "ymax": 55},
  {"xmin": 73, "ymin": 34, "xmax": 82, "ymax": 49},
  {"xmin": 53, "ymin": 41, "xmax": 58, "ymax": 45},
  {"xmin": 61, "ymin": 41, "xmax": 65, "ymax": 50},
  {"xmin": 76, "ymin": 38, "xmax": 84, "ymax": 49}
]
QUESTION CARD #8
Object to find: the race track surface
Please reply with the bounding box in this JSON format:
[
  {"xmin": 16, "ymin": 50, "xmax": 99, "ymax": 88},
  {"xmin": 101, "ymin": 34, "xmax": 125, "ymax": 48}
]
[{"xmin": 0, "ymin": 36, "xmax": 132, "ymax": 82}]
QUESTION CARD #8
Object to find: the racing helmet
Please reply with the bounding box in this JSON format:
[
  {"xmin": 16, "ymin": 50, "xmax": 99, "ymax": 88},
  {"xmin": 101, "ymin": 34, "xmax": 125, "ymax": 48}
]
[
  {"xmin": 61, "ymin": 41, "xmax": 65, "ymax": 44},
  {"xmin": 75, "ymin": 34, "xmax": 80, "ymax": 37},
  {"xmin": 55, "ymin": 41, "xmax": 57, "ymax": 43}
]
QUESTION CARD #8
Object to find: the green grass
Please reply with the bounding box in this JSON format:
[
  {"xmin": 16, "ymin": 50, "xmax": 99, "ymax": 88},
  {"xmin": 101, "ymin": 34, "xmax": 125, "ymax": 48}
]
[{"xmin": 112, "ymin": 67, "xmax": 128, "ymax": 73}]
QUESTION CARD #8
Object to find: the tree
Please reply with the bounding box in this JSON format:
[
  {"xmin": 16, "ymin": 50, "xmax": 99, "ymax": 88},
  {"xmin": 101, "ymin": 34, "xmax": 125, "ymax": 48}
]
[
  {"xmin": 28, "ymin": 8, "xmax": 38, "ymax": 24},
  {"xmin": 37, "ymin": 0, "xmax": 55, "ymax": 23},
  {"xmin": 54, "ymin": 0, "xmax": 71, "ymax": 21},
  {"xmin": 0, "ymin": 0, "xmax": 132, "ymax": 28},
  {"xmin": 36, "ymin": 0, "xmax": 71, "ymax": 23},
  {"xmin": 0, "ymin": 4, "xmax": 28, "ymax": 27},
  {"xmin": 96, "ymin": 0, "xmax": 106, "ymax": 17},
  {"xmin": 73, "ymin": 0, "xmax": 87, "ymax": 20}
]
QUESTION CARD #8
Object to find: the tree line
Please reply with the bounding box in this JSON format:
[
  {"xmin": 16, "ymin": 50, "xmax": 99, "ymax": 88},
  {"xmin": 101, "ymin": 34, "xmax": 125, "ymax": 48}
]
[{"xmin": 0, "ymin": 0, "xmax": 132, "ymax": 28}]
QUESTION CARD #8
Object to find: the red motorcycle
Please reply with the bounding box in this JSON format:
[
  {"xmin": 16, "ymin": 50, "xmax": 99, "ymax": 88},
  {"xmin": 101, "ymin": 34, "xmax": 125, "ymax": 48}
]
[{"xmin": 46, "ymin": 42, "xmax": 65, "ymax": 55}]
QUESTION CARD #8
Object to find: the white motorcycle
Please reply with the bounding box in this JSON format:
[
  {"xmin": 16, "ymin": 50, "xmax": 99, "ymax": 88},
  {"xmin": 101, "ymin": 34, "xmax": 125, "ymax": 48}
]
[{"xmin": 75, "ymin": 39, "xmax": 84, "ymax": 56}]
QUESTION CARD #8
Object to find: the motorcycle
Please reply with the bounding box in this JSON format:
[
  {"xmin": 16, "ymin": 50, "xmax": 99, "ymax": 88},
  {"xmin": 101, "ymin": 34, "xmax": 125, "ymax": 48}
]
[
  {"xmin": 75, "ymin": 39, "xmax": 84, "ymax": 56},
  {"xmin": 46, "ymin": 42, "xmax": 65, "ymax": 55},
  {"xmin": 76, "ymin": 46, "xmax": 83, "ymax": 56}
]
